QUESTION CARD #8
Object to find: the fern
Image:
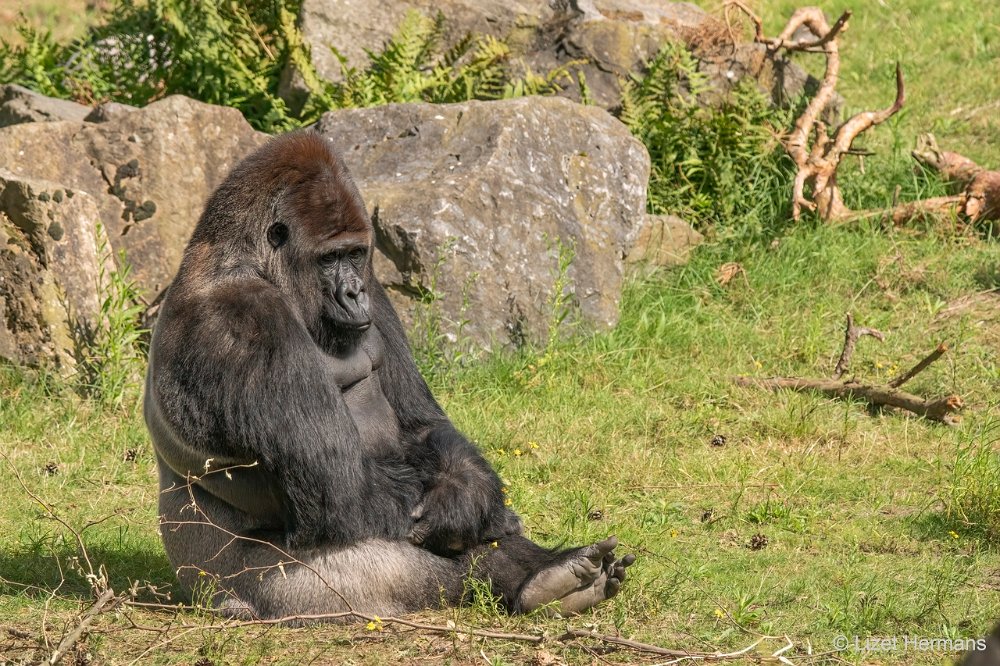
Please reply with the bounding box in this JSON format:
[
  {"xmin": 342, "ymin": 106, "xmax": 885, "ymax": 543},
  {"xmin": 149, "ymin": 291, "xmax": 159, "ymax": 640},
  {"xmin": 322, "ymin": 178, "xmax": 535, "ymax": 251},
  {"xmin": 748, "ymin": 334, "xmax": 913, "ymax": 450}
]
[
  {"xmin": 0, "ymin": 3, "xmax": 578, "ymax": 129},
  {"xmin": 330, "ymin": 11, "xmax": 576, "ymax": 108},
  {"xmin": 619, "ymin": 42, "xmax": 797, "ymax": 239}
]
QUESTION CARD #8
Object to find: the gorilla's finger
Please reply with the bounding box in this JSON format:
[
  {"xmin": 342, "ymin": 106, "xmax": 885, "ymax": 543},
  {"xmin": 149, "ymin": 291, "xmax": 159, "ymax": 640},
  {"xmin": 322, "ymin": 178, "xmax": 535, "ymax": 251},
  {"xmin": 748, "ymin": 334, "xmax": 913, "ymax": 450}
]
[{"xmin": 595, "ymin": 536, "xmax": 618, "ymax": 554}]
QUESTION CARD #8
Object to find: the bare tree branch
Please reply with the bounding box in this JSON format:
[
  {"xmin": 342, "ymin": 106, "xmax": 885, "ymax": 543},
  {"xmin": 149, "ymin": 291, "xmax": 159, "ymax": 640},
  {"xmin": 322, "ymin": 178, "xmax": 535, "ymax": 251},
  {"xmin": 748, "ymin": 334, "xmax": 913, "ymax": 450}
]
[{"xmin": 832, "ymin": 313, "xmax": 885, "ymax": 380}]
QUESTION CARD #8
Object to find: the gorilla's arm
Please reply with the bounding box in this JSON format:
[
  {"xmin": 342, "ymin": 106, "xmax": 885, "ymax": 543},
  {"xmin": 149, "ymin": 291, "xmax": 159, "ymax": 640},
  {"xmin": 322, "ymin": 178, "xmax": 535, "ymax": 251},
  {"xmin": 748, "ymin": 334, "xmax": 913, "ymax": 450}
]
[
  {"xmin": 367, "ymin": 277, "xmax": 519, "ymax": 554},
  {"xmin": 151, "ymin": 280, "xmax": 414, "ymax": 548}
]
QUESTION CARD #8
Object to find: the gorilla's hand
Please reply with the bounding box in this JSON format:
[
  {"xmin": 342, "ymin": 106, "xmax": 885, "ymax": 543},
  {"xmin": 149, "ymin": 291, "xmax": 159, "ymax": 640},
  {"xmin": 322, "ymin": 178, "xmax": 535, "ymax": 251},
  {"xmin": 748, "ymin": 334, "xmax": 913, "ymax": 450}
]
[
  {"xmin": 409, "ymin": 502, "xmax": 523, "ymax": 558},
  {"xmin": 406, "ymin": 425, "xmax": 512, "ymax": 556},
  {"xmin": 486, "ymin": 508, "xmax": 524, "ymax": 540},
  {"xmin": 407, "ymin": 483, "xmax": 490, "ymax": 556}
]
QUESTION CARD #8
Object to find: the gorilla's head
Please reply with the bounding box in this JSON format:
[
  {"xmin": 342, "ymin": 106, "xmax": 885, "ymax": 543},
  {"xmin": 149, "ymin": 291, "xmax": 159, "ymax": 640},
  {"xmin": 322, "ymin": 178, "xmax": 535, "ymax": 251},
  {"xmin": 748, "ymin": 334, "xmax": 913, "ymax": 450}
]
[{"xmin": 188, "ymin": 131, "xmax": 374, "ymax": 334}]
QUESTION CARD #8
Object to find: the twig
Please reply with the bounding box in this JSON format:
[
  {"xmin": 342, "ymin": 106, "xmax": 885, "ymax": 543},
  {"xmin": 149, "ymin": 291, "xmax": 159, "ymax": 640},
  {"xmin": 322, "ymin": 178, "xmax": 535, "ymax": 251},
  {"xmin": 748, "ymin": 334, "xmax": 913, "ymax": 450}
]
[
  {"xmin": 734, "ymin": 376, "xmax": 963, "ymax": 425},
  {"xmin": 888, "ymin": 342, "xmax": 948, "ymax": 388},
  {"xmin": 48, "ymin": 587, "xmax": 116, "ymax": 665},
  {"xmin": 832, "ymin": 313, "xmax": 884, "ymax": 379},
  {"xmin": 738, "ymin": 313, "xmax": 963, "ymax": 425},
  {"xmin": 560, "ymin": 628, "xmax": 693, "ymax": 658},
  {"xmin": 650, "ymin": 636, "xmax": 766, "ymax": 664}
]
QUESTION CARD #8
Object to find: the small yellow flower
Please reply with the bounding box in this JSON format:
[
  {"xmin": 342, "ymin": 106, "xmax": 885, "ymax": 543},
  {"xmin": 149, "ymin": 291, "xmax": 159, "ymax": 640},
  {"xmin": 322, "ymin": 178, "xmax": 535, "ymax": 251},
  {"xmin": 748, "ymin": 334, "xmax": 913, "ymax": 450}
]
[
  {"xmin": 670, "ymin": 529, "xmax": 678, "ymax": 538},
  {"xmin": 198, "ymin": 570, "xmax": 207, "ymax": 577},
  {"xmin": 497, "ymin": 448, "xmax": 506, "ymax": 456},
  {"xmin": 504, "ymin": 498, "xmax": 513, "ymax": 507},
  {"xmin": 876, "ymin": 361, "xmax": 884, "ymax": 369},
  {"xmin": 366, "ymin": 615, "xmax": 384, "ymax": 631},
  {"xmin": 713, "ymin": 608, "xmax": 724, "ymax": 619},
  {"xmin": 490, "ymin": 541, "xmax": 499, "ymax": 549},
  {"xmin": 949, "ymin": 530, "xmax": 960, "ymax": 539},
  {"xmin": 501, "ymin": 486, "xmax": 508, "ymax": 494},
  {"xmin": 513, "ymin": 448, "xmax": 523, "ymax": 457},
  {"xmin": 754, "ymin": 360, "xmax": 763, "ymax": 369}
]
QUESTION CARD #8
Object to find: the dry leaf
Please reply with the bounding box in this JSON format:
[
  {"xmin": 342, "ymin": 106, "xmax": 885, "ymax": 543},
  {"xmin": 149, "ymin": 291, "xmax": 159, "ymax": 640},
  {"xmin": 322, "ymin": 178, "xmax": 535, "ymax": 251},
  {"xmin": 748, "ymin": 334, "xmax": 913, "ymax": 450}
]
[{"xmin": 716, "ymin": 262, "xmax": 745, "ymax": 286}]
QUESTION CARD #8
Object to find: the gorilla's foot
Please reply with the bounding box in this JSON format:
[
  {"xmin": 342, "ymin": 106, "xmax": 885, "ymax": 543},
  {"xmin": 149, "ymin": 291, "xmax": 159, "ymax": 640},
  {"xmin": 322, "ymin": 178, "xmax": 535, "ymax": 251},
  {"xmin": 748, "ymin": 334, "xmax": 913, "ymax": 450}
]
[{"xmin": 516, "ymin": 537, "xmax": 635, "ymax": 615}]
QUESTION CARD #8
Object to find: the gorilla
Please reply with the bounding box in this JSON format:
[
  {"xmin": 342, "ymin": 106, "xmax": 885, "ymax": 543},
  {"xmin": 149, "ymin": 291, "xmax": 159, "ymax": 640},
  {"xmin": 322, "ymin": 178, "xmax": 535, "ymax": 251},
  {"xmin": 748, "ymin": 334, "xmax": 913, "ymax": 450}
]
[{"xmin": 144, "ymin": 130, "xmax": 634, "ymax": 620}]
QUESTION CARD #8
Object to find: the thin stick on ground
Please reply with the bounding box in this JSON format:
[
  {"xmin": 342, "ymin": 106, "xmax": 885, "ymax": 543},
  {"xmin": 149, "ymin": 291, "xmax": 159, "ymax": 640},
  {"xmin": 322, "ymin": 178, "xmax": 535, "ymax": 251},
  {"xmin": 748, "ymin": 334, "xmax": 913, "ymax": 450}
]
[
  {"xmin": 48, "ymin": 587, "xmax": 117, "ymax": 665},
  {"xmin": 734, "ymin": 375, "xmax": 963, "ymax": 425},
  {"xmin": 734, "ymin": 314, "xmax": 963, "ymax": 425},
  {"xmin": 888, "ymin": 342, "xmax": 948, "ymax": 388},
  {"xmin": 832, "ymin": 313, "xmax": 885, "ymax": 379}
]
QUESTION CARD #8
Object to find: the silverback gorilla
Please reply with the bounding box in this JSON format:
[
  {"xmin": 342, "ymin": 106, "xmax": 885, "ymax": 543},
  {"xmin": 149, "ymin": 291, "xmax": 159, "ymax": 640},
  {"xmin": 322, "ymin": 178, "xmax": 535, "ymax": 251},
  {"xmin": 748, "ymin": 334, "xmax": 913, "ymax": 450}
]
[{"xmin": 144, "ymin": 131, "xmax": 634, "ymax": 620}]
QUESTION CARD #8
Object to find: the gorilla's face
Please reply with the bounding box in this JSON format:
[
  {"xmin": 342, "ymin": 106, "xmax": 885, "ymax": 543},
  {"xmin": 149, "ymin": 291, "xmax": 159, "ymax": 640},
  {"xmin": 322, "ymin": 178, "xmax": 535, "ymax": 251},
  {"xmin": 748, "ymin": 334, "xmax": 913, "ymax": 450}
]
[
  {"xmin": 264, "ymin": 163, "xmax": 374, "ymax": 334},
  {"xmin": 318, "ymin": 238, "xmax": 371, "ymax": 330}
]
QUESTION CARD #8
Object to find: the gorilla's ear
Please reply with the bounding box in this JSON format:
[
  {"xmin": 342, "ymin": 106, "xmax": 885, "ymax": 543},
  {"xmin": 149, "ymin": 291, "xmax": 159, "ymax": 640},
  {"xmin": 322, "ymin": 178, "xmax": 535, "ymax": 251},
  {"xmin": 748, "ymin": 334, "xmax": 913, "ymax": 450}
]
[{"xmin": 267, "ymin": 223, "xmax": 289, "ymax": 249}]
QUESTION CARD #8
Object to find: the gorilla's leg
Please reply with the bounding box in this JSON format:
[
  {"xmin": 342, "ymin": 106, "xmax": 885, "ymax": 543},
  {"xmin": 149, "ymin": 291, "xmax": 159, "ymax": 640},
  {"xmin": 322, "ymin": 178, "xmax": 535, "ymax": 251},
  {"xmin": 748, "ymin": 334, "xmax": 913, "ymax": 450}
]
[
  {"xmin": 459, "ymin": 535, "xmax": 635, "ymax": 615},
  {"xmin": 159, "ymin": 466, "xmax": 464, "ymax": 619},
  {"xmin": 160, "ymin": 464, "xmax": 632, "ymax": 619}
]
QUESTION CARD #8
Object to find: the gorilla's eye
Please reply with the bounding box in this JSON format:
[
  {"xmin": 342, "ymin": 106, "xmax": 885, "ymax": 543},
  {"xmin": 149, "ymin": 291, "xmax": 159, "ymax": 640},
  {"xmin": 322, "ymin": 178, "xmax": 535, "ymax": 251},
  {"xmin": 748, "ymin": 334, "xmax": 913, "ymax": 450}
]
[
  {"xmin": 267, "ymin": 223, "xmax": 289, "ymax": 249},
  {"xmin": 349, "ymin": 249, "xmax": 366, "ymax": 263}
]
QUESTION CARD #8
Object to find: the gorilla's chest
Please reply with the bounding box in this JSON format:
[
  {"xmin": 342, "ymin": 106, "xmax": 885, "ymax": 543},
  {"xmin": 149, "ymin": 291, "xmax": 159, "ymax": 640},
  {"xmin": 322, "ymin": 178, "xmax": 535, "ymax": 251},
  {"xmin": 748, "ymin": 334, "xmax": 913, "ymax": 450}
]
[{"xmin": 329, "ymin": 329, "xmax": 401, "ymax": 453}]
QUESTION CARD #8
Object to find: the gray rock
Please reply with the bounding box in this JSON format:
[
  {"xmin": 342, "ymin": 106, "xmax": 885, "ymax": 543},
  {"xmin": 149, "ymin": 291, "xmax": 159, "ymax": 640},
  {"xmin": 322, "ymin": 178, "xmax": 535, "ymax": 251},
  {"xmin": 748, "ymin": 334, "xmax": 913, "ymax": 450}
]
[
  {"xmin": 625, "ymin": 213, "xmax": 703, "ymax": 275},
  {"xmin": 84, "ymin": 101, "xmax": 137, "ymax": 123},
  {"xmin": 558, "ymin": 0, "xmax": 712, "ymax": 107},
  {"xmin": 317, "ymin": 96, "xmax": 650, "ymax": 349},
  {"xmin": 0, "ymin": 171, "xmax": 111, "ymax": 368},
  {"xmin": 0, "ymin": 84, "xmax": 91, "ymax": 128},
  {"xmin": 0, "ymin": 95, "xmax": 268, "ymax": 304}
]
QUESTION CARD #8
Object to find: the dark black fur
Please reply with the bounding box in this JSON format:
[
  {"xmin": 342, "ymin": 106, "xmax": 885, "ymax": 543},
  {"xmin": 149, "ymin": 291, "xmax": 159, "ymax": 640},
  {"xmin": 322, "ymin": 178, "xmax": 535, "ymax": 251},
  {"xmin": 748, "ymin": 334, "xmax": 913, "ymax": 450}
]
[{"xmin": 145, "ymin": 130, "xmax": 632, "ymax": 618}]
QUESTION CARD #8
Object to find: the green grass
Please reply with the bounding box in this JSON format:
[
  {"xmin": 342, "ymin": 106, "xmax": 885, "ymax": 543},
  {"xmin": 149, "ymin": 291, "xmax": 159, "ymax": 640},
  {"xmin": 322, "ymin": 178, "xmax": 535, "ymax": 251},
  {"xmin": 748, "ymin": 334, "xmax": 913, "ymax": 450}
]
[
  {"xmin": 3, "ymin": 223, "xmax": 999, "ymax": 664},
  {"xmin": 2, "ymin": 0, "xmax": 1000, "ymax": 664}
]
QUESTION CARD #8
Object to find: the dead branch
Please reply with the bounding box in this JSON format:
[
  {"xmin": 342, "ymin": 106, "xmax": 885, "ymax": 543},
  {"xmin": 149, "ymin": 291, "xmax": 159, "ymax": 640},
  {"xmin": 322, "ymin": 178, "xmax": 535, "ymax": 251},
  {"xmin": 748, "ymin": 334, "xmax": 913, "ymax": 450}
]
[
  {"xmin": 910, "ymin": 133, "xmax": 1000, "ymax": 225},
  {"xmin": 735, "ymin": 315, "xmax": 963, "ymax": 425},
  {"xmin": 888, "ymin": 342, "xmax": 948, "ymax": 388},
  {"xmin": 912, "ymin": 134, "xmax": 983, "ymax": 185},
  {"xmin": 48, "ymin": 587, "xmax": 117, "ymax": 665},
  {"xmin": 887, "ymin": 195, "xmax": 966, "ymax": 225},
  {"xmin": 832, "ymin": 313, "xmax": 884, "ymax": 379},
  {"xmin": 735, "ymin": 375, "xmax": 963, "ymax": 425},
  {"xmin": 964, "ymin": 171, "xmax": 1000, "ymax": 223},
  {"xmin": 723, "ymin": 3, "xmax": 1000, "ymax": 227}
]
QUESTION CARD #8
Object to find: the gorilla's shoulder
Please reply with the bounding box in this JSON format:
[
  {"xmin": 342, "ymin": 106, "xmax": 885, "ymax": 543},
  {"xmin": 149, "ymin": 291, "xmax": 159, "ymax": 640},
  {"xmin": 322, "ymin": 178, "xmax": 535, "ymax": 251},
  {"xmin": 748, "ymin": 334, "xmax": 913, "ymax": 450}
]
[{"xmin": 155, "ymin": 278, "xmax": 312, "ymax": 364}]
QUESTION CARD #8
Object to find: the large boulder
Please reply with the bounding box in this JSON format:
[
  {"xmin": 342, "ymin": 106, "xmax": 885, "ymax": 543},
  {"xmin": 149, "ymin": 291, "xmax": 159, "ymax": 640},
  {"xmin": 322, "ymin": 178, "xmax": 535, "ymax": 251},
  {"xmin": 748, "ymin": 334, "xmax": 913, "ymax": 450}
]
[
  {"xmin": 0, "ymin": 95, "xmax": 268, "ymax": 303},
  {"xmin": 0, "ymin": 84, "xmax": 91, "ymax": 128},
  {"xmin": 286, "ymin": 0, "xmax": 833, "ymax": 111},
  {"xmin": 317, "ymin": 96, "xmax": 650, "ymax": 348},
  {"xmin": 0, "ymin": 171, "xmax": 111, "ymax": 369},
  {"xmin": 0, "ymin": 91, "xmax": 648, "ymax": 364}
]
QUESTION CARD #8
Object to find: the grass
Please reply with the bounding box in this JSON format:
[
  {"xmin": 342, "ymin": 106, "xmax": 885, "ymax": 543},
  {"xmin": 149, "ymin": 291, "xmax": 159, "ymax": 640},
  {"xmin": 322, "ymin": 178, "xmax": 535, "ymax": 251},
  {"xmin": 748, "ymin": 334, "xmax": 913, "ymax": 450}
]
[
  {"xmin": 0, "ymin": 0, "xmax": 108, "ymax": 46},
  {"xmin": 3, "ymin": 223, "xmax": 999, "ymax": 664},
  {"xmin": 2, "ymin": 0, "xmax": 1000, "ymax": 664}
]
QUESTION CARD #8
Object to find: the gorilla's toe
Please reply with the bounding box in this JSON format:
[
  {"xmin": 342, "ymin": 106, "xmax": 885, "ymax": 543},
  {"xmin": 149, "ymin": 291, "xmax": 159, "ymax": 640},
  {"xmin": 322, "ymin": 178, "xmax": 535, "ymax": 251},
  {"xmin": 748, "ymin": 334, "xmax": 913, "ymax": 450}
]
[{"xmin": 516, "ymin": 537, "xmax": 635, "ymax": 615}]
